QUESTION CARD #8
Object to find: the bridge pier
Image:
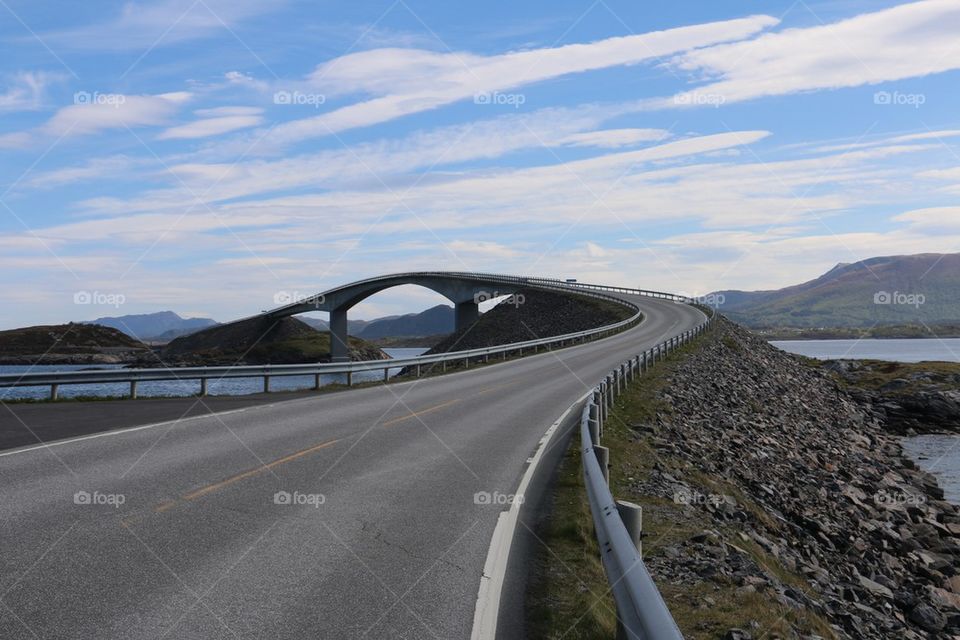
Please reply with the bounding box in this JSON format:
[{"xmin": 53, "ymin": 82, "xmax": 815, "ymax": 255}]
[
  {"xmin": 329, "ymin": 306, "xmax": 350, "ymax": 363},
  {"xmin": 454, "ymin": 300, "xmax": 479, "ymax": 332}
]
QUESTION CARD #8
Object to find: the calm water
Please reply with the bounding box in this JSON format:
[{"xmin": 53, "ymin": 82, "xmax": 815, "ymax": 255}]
[
  {"xmin": 0, "ymin": 348, "xmax": 427, "ymax": 401},
  {"xmin": 771, "ymin": 338, "xmax": 960, "ymax": 363},
  {"xmin": 902, "ymin": 435, "xmax": 960, "ymax": 504}
]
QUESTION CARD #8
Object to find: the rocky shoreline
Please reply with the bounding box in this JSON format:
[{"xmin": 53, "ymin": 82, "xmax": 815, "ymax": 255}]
[
  {"xmin": 823, "ymin": 359, "xmax": 960, "ymax": 436},
  {"xmin": 634, "ymin": 318, "xmax": 960, "ymax": 638}
]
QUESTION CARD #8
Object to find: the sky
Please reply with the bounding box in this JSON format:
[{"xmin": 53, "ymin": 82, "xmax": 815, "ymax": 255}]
[{"xmin": 1, "ymin": 0, "xmax": 959, "ymax": 327}]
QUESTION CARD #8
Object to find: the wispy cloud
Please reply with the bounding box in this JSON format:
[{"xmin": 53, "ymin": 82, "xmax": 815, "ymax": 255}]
[
  {"xmin": 664, "ymin": 0, "xmax": 960, "ymax": 107},
  {"xmin": 264, "ymin": 14, "xmax": 779, "ymax": 142}
]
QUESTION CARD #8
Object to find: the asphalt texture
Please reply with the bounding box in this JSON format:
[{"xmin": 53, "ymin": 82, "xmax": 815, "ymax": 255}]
[{"xmin": 0, "ymin": 295, "xmax": 704, "ymax": 639}]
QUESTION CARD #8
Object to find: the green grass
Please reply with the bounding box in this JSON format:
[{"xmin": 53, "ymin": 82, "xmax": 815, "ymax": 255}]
[
  {"xmin": 527, "ymin": 329, "xmax": 838, "ymax": 639},
  {"xmin": 817, "ymin": 359, "xmax": 960, "ymax": 395}
]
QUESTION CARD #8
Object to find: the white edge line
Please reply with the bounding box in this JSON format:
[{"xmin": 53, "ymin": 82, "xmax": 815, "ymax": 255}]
[{"xmin": 470, "ymin": 387, "xmax": 593, "ymax": 640}]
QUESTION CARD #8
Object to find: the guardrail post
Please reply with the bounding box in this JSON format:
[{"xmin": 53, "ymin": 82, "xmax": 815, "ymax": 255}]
[
  {"xmin": 594, "ymin": 445, "xmax": 610, "ymax": 484},
  {"xmin": 588, "ymin": 415, "xmax": 600, "ymax": 444},
  {"xmin": 416, "ymin": 364, "xmax": 421, "ymax": 377},
  {"xmin": 50, "ymin": 384, "xmax": 58, "ymax": 401},
  {"xmin": 600, "ymin": 385, "xmax": 608, "ymax": 422},
  {"xmin": 200, "ymin": 378, "xmax": 208, "ymax": 396},
  {"xmin": 315, "ymin": 373, "xmax": 322, "ymax": 390},
  {"xmin": 346, "ymin": 371, "xmax": 353, "ymax": 386},
  {"xmin": 129, "ymin": 380, "xmax": 137, "ymax": 399},
  {"xmin": 383, "ymin": 368, "xmax": 389, "ymax": 382},
  {"xmin": 464, "ymin": 357, "xmax": 469, "ymax": 369},
  {"xmin": 264, "ymin": 376, "xmax": 270, "ymax": 393},
  {"xmin": 589, "ymin": 401, "xmax": 602, "ymax": 435},
  {"xmin": 616, "ymin": 500, "xmax": 644, "ymax": 556}
]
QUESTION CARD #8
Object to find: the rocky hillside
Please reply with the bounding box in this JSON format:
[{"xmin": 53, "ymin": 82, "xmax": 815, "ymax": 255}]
[
  {"xmin": 635, "ymin": 319, "xmax": 960, "ymax": 638},
  {"xmin": 159, "ymin": 316, "xmax": 387, "ymax": 365},
  {"xmin": 0, "ymin": 323, "xmax": 153, "ymax": 364},
  {"xmin": 423, "ymin": 288, "xmax": 633, "ymax": 354},
  {"xmin": 714, "ymin": 252, "xmax": 960, "ymax": 328}
]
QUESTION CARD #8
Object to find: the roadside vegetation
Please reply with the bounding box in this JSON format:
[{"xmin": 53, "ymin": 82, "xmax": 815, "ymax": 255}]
[{"xmin": 526, "ymin": 330, "xmax": 837, "ymax": 639}]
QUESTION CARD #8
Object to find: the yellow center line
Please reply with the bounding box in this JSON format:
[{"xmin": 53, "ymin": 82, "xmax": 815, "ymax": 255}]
[
  {"xmin": 153, "ymin": 500, "xmax": 177, "ymax": 513},
  {"xmin": 182, "ymin": 438, "xmax": 340, "ymax": 501},
  {"xmin": 473, "ymin": 382, "xmax": 512, "ymax": 396},
  {"xmin": 382, "ymin": 399, "xmax": 462, "ymax": 427}
]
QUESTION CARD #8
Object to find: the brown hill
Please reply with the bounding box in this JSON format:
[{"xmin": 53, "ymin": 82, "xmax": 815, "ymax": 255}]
[
  {"xmin": 0, "ymin": 323, "xmax": 152, "ymax": 364},
  {"xmin": 160, "ymin": 315, "xmax": 387, "ymax": 365}
]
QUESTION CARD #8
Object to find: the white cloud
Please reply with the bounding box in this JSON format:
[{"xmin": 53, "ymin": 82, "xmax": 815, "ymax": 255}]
[
  {"xmin": 557, "ymin": 128, "xmax": 671, "ymax": 148},
  {"xmin": 266, "ymin": 14, "xmax": 778, "ymax": 142},
  {"xmin": 43, "ymin": 91, "xmax": 191, "ymax": 136},
  {"xmin": 159, "ymin": 106, "xmax": 263, "ymax": 139},
  {"xmin": 43, "ymin": 0, "xmax": 284, "ymax": 50},
  {"xmin": 24, "ymin": 156, "xmax": 142, "ymax": 189},
  {"xmin": 893, "ymin": 206, "xmax": 960, "ymax": 230},
  {"xmin": 0, "ymin": 71, "xmax": 58, "ymax": 112},
  {"xmin": 664, "ymin": 0, "xmax": 960, "ymax": 107}
]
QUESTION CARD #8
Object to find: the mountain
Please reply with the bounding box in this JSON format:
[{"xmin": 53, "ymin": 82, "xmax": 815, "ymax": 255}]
[
  {"xmin": 299, "ymin": 305, "xmax": 454, "ymax": 338},
  {"xmin": 299, "ymin": 317, "xmax": 371, "ymax": 334},
  {"xmin": 88, "ymin": 311, "xmax": 218, "ymax": 342},
  {"xmin": 713, "ymin": 253, "xmax": 960, "ymax": 328},
  {"xmin": 356, "ymin": 305, "xmax": 454, "ymax": 339}
]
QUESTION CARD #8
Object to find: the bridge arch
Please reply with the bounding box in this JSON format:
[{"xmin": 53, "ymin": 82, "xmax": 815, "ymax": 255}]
[{"xmin": 265, "ymin": 273, "xmax": 525, "ymax": 361}]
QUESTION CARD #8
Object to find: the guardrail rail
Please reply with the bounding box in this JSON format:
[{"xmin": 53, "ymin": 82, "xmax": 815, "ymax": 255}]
[{"xmin": 577, "ymin": 300, "xmax": 716, "ymax": 639}]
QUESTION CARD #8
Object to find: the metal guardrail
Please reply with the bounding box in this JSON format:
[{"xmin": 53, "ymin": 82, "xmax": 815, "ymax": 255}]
[
  {"xmin": 0, "ymin": 273, "xmax": 685, "ymax": 400},
  {"xmin": 579, "ymin": 303, "xmax": 716, "ymax": 640}
]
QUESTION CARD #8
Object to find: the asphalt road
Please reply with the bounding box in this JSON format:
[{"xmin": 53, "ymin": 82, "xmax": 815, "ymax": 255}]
[{"xmin": 0, "ymin": 295, "xmax": 704, "ymax": 640}]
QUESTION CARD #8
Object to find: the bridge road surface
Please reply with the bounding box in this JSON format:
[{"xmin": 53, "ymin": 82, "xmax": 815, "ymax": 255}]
[{"xmin": 0, "ymin": 295, "xmax": 704, "ymax": 639}]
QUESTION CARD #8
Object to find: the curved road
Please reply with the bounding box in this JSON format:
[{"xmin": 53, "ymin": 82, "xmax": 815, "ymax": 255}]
[{"xmin": 0, "ymin": 294, "xmax": 703, "ymax": 639}]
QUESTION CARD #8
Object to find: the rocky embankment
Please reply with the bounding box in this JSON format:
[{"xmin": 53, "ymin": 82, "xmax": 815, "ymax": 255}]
[
  {"xmin": 638, "ymin": 319, "xmax": 960, "ymax": 638},
  {"xmin": 823, "ymin": 359, "xmax": 960, "ymax": 435},
  {"xmin": 422, "ymin": 288, "xmax": 633, "ymax": 354}
]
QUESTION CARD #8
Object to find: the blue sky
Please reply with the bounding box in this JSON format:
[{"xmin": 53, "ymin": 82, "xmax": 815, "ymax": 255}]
[{"xmin": 1, "ymin": 0, "xmax": 959, "ymax": 327}]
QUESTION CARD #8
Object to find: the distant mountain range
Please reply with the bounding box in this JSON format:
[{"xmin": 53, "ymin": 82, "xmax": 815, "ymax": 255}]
[
  {"xmin": 713, "ymin": 253, "xmax": 960, "ymax": 328},
  {"xmin": 87, "ymin": 305, "xmax": 456, "ymax": 343},
  {"xmin": 86, "ymin": 311, "xmax": 218, "ymax": 342},
  {"xmin": 355, "ymin": 304, "xmax": 454, "ymax": 338}
]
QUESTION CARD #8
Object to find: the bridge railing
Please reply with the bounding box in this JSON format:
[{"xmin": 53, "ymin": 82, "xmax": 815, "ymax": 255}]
[
  {"xmin": 577, "ymin": 300, "xmax": 716, "ymax": 640},
  {"xmin": 0, "ymin": 275, "xmax": 682, "ymax": 400}
]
